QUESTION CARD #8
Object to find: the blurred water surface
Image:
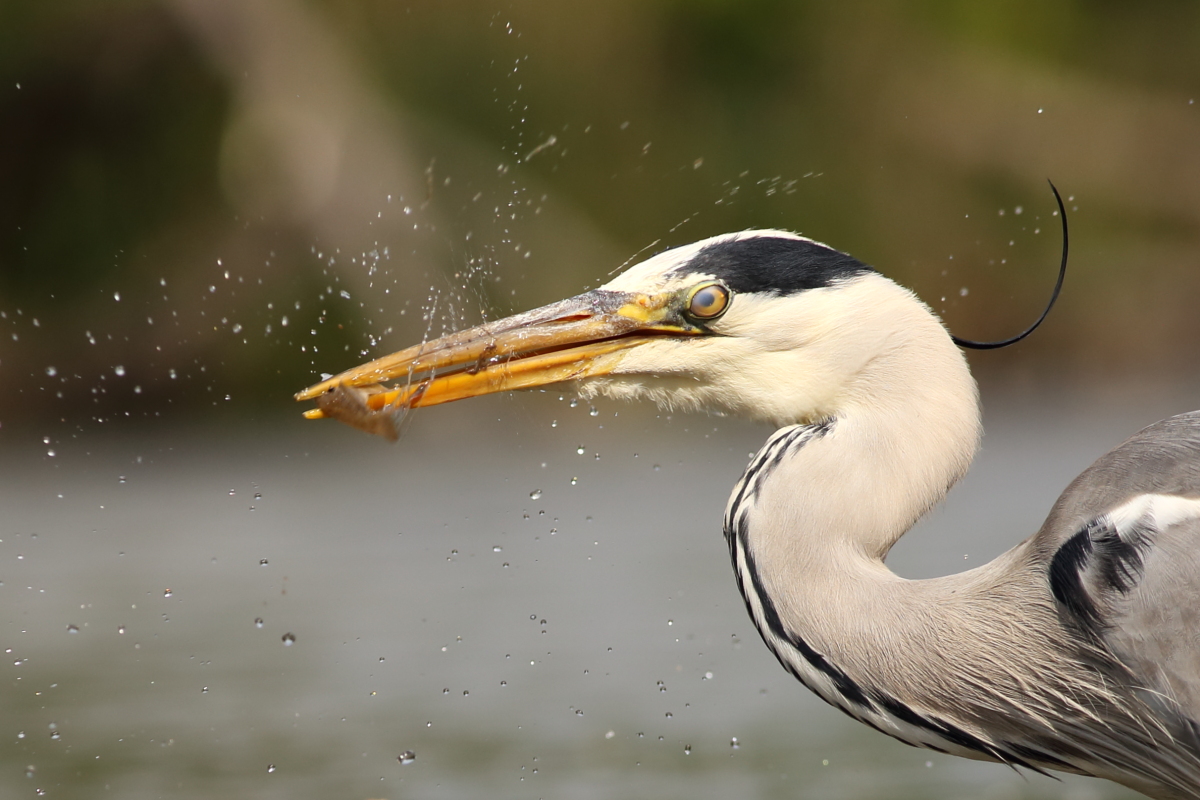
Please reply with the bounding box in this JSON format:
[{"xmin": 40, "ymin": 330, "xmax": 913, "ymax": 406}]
[{"xmin": 5, "ymin": 384, "xmax": 1194, "ymax": 799}]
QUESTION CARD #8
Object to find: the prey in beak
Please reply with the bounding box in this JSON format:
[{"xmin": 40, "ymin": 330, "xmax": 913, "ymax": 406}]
[{"xmin": 294, "ymin": 287, "xmax": 713, "ymax": 440}]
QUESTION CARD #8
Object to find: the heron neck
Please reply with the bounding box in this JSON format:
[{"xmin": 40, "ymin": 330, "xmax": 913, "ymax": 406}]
[{"xmin": 728, "ymin": 328, "xmax": 981, "ymax": 650}]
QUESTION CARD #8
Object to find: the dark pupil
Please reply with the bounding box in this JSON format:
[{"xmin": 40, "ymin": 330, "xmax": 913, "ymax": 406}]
[{"xmin": 694, "ymin": 289, "xmax": 718, "ymax": 313}]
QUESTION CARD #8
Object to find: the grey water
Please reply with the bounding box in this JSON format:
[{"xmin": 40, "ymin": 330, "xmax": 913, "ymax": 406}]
[{"xmin": 4, "ymin": 385, "xmax": 1189, "ymax": 799}]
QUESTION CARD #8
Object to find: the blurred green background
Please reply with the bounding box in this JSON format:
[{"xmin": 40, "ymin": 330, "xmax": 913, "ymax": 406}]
[{"xmin": 2, "ymin": 0, "xmax": 1198, "ymax": 433}]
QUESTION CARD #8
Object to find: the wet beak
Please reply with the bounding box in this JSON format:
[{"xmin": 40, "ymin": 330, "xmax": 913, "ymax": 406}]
[{"xmin": 294, "ymin": 289, "xmax": 696, "ymax": 440}]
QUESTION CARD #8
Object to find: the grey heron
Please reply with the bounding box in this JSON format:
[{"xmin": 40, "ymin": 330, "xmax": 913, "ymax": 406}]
[{"xmin": 297, "ymin": 204, "xmax": 1200, "ymax": 799}]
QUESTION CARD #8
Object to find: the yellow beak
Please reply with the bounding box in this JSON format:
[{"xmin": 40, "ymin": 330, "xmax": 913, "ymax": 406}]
[{"xmin": 294, "ymin": 288, "xmax": 698, "ymax": 440}]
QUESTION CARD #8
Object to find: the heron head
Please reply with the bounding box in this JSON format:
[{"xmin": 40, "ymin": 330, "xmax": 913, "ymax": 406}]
[{"xmin": 296, "ymin": 230, "xmax": 974, "ymax": 438}]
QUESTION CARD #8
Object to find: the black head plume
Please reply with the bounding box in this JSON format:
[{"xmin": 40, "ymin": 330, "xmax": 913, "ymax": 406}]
[{"xmin": 951, "ymin": 181, "xmax": 1068, "ymax": 351}]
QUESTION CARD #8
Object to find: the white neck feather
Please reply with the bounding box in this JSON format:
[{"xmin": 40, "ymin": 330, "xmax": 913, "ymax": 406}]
[{"xmin": 733, "ymin": 277, "xmax": 981, "ymax": 648}]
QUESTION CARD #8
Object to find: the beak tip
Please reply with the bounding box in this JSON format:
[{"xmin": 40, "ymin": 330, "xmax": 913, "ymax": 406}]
[
  {"xmin": 308, "ymin": 384, "xmax": 405, "ymax": 441},
  {"xmin": 295, "ymin": 383, "xmax": 330, "ymax": 402}
]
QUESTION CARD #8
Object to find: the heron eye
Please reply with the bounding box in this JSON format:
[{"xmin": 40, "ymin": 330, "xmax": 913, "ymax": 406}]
[{"xmin": 686, "ymin": 282, "xmax": 731, "ymax": 320}]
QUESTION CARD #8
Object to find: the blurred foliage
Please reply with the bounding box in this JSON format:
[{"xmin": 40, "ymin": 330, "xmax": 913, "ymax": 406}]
[
  {"xmin": 0, "ymin": 2, "xmax": 227, "ymax": 299},
  {"xmin": 0, "ymin": 0, "xmax": 1197, "ymax": 431}
]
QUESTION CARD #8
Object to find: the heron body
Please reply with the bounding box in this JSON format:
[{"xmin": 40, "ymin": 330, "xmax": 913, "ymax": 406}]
[{"xmin": 298, "ymin": 229, "xmax": 1200, "ymax": 799}]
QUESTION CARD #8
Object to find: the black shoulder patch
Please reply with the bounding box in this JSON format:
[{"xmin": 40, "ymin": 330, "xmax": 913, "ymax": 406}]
[
  {"xmin": 675, "ymin": 235, "xmax": 873, "ymax": 295},
  {"xmin": 1048, "ymin": 524, "xmax": 1101, "ymax": 627},
  {"xmin": 1048, "ymin": 515, "xmax": 1154, "ymax": 633}
]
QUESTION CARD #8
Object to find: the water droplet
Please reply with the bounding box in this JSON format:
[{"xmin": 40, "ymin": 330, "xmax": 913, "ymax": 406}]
[
  {"xmin": 589, "ymin": 406, "xmax": 599, "ymax": 417},
  {"xmin": 529, "ymin": 489, "xmax": 542, "ymax": 500},
  {"xmin": 113, "ymin": 291, "xmax": 121, "ymax": 302},
  {"xmin": 492, "ymin": 546, "xmax": 502, "ymax": 553},
  {"xmin": 281, "ymin": 632, "xmax": 296, "ymax": 646},
  {"xmin": 576, "ymin": 445, "xmax": 585, "ymax": 455},
  {"xmin": 254, "ymin": 618, "xmax": 264, "ymax": 628},
  {"xmin": 667, "ymin": 619, "xmax": 673, "ymax": 626},
  {"xmin": 232, "ymin": 323, "xmax": 243, "ymax": 334},
  {"xmin": 50, "ymin": 732, "xmax": 60, "ymax": 740},
  {"xmin": 569, "ymin": 477, "xmax": 578, "ymax": 486},
  {"xmin": 379, "ymin": 656, "xmax": 385, "ymax": 662},
  {"xmin": 66, "ymin": 624, "xmax": 79, "ymax": 634},
  {"xmin": 163, "ymin": 589, "xmax": 173, "ymax": 598},
  {"xmin": 442, "ymin": 688, "xmax": 450, "ymax": 694},
  {"xmin": 201, "ymin": 686, "xmax": 208, "ymax": 693},
  {"xmin": 259, "ymin": 559, "xmax": 268, "ymax": 566},
  {"xmin": 16, "ymin": 731, "xmax": 23, "ymax": 739},
  {"xmin": 684, "ymin": 744, "xmax": 692, "ymax": 755},
  {"xmin": 730, "ymin": 737, "xmax": 740, "ymax": 749},
  {"xmin": 46, "ymin": 450, "xmax": 55, "ymax": 458},
  {"xmin": 339, "ymin": 289, "xmax": 351, "ymax": 300},
  {"xmin": 462, "ymin": 690, "xmax": 469, "ymax": 696},
  {"xmin": 114, "ymin": 365, "xmax": 126, "ymax": 377},
  {"xmin": 665, "ymin": 712, "xmax": 673, "ymax": 719},
  {"xmin": 117, "ymin": 625, "xmax": 126, "ymax": 634},
  {"xmin": 267, "ymin": 764, "xmax": 276, "ymax": 773},
  {"xmin": 398, "ymin": 750, "xmax": 416, "ymax": 765},
  {"xmin": 500, "ymin": 680, "xmax": 507, "ymax": 687},
  {"xmin": 575, "ymin": 708, "xmax": 583, "ymax": 716},
  {"xmin": 45, "ymin": 366, "xmax": 56, "ymax": 377}
]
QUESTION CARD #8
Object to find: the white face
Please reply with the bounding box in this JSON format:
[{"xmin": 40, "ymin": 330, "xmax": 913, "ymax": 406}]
[
  {"xmin": 583, "ymin": 275, "xmax": 892, "ymax": 425},
  {"xmin": 578, "ymin": 234, "xmax": 964, "ymax": 428}
]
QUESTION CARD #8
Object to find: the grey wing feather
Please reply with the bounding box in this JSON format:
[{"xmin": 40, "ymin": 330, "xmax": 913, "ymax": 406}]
[
  {"xmin": 1108, "ymin": 514, "xmax": 1200, "ymax": 723},
  {"xmin": 1038, "ymin": 411, "xmax": 1200, "ymax": 539},
  {"xmin": 1037, "ymin": 411, "xmax": 1200, "ymax": 726}
]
